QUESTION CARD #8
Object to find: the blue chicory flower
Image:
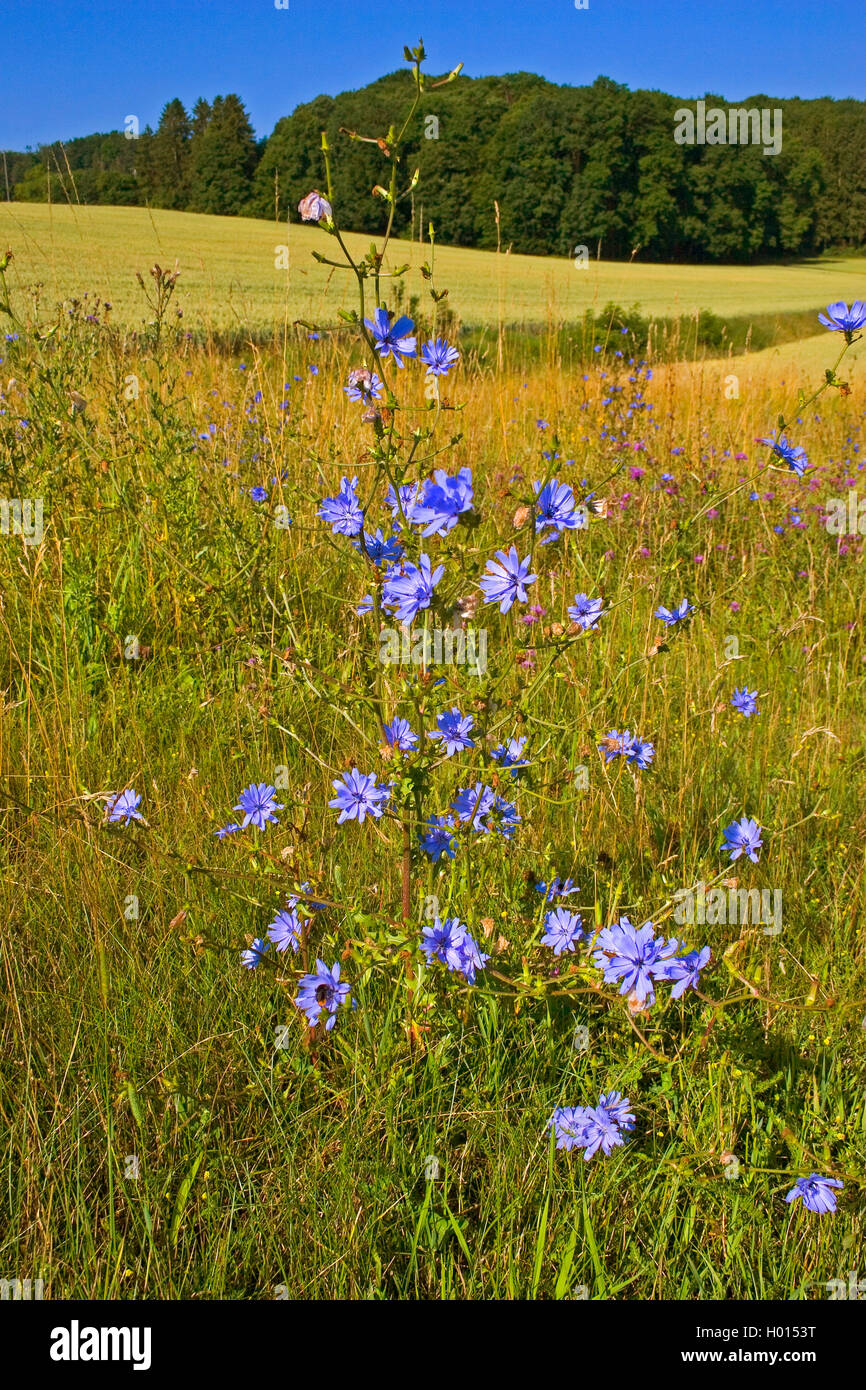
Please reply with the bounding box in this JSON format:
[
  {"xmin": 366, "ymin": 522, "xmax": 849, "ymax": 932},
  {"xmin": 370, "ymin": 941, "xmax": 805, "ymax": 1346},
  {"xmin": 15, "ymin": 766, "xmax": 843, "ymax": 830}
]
[
  {"xmin": 818, "ymin": 301, "xmax": 866, "ymax": 336},
  {"xmin": 241, "ymin": 937, "xmax": 270, "ymax": 970},
  {"xmin": 413, "ymin": 467, "xmax": 474, "ymax": 537},
  {"xmin": 592, "ymin": 916, "xmax": 679, "ymax": 1008},
  {"xmin": 106, "ymin": 789, "xmax": 144, "ymax": 825},
  {"xmin": 383, "ymin": 717, "xmax": 418, "ymax": 753},
  {"xmin": 568, "ymin": 593, "xmax": 606, "ymax": 630},
  {"xmin": 479, "ymin": 546, "xmax": 537, "ymax": 614},
  {"xmin": 344, "ymin": 368, "xmax": 384, "ymax": 404},
  {"xmin": 329, "ymin": 768, "xmax": 390, "ymax": 824},
  {"xmin": 722, "ymin": 816, "xmax": 763, "ymax": 863},
  {"xmin": 420, "ymin": 338, "xmax": 460, "ymax": 376},
  {"xmin": 294, "ymin": 960, "xmax": 351, "ymax": 1030},
  {"xmin": 757, "ymin": 433, "xmax": 809, "ymax": 478},
  {"xmin": 363, "ymin": 308, "xmax": 417, "ymax": 367},
  {"xmin": 381, "ymin": 554, "xmax": 444, "ymax": 625},
  {"xmin": 267, "ymin": 908, "xmax": 303, "ymax": 954},
  {"xmin": 319, "ymin": 476, "xmax": 364, "ymax": 536},
  {"xmin": 540, "ymin": 907, "xmax": 584, "ymax": 955},
  {"xmin": 785, "ymin": 1173, "xmax": 843, "ymax": 1215},
  {"xmin": 427, "ymin": 708, "xmax": 475, "ymax": 757},
  {"xmin": 731, "ymin": 687, "xmax": 759, "ymax": 716},
  {"xmin": 418, "ymin": 814, "xmax": 458, "ymax": 861},
  {"xmin": 234, "ymin": 783, "xmax": 284, "ymax": 830},
  {"xmin": 655, "ymin": 599, "xmax": 693, "ymax": 626}
]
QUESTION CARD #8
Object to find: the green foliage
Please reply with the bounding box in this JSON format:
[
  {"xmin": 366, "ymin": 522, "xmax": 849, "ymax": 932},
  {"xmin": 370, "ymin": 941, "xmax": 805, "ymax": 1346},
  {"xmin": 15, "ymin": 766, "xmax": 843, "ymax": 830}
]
[
  {"xmin": 144, "ymin": 98, "xmax": 193, "ymax": 210},
  {"xmin": 7, "ymin": 70, "xmax": 866, "ymax": 263},
  {"xmin": 11, "ymin": 130, "xmax": 140, "ymax": 204},
  {"xmin": 189, "ymin": 95, "xmax": 259, "ymax": 216}
]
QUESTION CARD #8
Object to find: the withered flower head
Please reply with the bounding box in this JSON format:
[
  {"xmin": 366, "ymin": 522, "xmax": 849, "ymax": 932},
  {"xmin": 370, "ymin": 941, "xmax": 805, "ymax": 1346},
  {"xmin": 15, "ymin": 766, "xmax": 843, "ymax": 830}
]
[{"xmin": 298, "ymin": 190, "xmax": 333, "ymax": 223}]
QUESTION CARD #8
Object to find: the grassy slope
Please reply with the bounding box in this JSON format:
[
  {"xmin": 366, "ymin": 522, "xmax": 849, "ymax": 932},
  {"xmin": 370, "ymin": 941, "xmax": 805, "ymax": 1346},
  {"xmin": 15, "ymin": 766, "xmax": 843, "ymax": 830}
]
[
  {"xmin": 2, "ymin": 201, "xmax": 865, "ymax": 335},
  {"xmin": 711, "ymin": 331, "xmax": 866, "ymax": 379}
]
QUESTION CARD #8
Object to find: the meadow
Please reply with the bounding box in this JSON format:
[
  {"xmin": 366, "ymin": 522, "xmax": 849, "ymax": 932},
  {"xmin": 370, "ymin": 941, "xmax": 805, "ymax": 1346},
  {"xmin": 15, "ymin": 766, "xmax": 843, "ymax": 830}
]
[
  {"xmin": 1, "ymin": 130, "xmax": 865, "ymax": 1303},
  {"xmin": 3, "ymin": 199, "xmax": 866, "ymax": 348}
]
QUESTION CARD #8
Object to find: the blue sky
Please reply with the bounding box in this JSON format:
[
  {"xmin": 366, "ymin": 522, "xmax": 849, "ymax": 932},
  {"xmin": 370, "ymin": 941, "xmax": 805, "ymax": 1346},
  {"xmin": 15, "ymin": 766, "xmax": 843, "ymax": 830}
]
[{"xmin": 2, "ymin": 0, "xmax": 862, "ymax": 148}]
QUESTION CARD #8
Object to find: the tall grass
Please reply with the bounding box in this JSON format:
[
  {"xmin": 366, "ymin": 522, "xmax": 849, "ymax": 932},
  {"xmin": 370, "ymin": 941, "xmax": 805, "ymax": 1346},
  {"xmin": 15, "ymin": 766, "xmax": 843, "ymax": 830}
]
[{"xmin": 0, "ymin": 266, "xmax": 864, "ymax": 1300}]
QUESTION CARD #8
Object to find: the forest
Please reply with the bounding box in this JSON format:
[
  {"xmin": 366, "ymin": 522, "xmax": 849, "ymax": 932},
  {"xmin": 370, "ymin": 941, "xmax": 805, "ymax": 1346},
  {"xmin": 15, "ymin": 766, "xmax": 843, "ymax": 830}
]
[{"xmin": 5, "ymin": 68, "xmax": 865, "ymax": 263}]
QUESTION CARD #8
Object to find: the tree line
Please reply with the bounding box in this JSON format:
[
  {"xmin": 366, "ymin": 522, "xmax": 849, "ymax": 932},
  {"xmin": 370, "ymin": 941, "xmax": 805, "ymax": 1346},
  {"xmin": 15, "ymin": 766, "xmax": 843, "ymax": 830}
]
[{"xmin": 5, "ymin": 69, "xmax": 865, "ymax": 263}]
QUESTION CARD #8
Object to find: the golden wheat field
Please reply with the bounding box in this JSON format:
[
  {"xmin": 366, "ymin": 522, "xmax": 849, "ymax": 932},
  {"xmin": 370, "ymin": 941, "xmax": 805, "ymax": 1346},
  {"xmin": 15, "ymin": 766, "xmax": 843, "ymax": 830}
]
[{"xmin": 1, "ymin": 202, "xmax": 865, "ymax": 349}]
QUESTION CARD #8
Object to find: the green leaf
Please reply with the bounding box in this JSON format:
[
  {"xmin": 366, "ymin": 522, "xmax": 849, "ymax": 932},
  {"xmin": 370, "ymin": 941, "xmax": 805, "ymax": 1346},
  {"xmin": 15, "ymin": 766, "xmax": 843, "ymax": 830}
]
[
  {"xmin": 531, "ymin": 1193, "xmax": 550, "ymax": 1297},
  {"xmin": 554, "ymin": 1226, "xmax": 579, "ymax": 1299},
  {"xmin": 127, "ymin": 1081, "xmax": 144, "ymax": 1128},
  {"xmin": 170, "ymin": 1151, "xmax": 205, "ymax": 1250}
]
